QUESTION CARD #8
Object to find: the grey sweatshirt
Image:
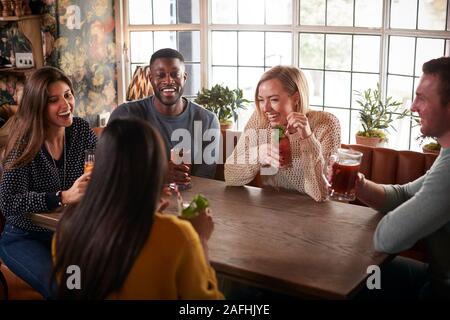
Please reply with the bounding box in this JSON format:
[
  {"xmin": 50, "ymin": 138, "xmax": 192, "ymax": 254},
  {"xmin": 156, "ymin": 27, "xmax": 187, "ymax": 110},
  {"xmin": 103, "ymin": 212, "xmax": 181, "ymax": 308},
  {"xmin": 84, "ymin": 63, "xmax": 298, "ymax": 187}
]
[{"xmin": 374, "ymin": 147, "xmax": 450, "ymax": 254}]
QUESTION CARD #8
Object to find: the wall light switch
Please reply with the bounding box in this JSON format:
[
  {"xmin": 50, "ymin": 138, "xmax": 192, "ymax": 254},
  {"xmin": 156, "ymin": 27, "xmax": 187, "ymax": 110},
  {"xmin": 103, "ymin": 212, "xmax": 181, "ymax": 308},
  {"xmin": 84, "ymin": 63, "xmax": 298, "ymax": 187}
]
[
  {"xmin": 15, "ymin": 52, "xmax": 34, "ymax": 68},
  {"xmin": 98, "ymin": 111, "xmax": 110, "ymax": 127}
]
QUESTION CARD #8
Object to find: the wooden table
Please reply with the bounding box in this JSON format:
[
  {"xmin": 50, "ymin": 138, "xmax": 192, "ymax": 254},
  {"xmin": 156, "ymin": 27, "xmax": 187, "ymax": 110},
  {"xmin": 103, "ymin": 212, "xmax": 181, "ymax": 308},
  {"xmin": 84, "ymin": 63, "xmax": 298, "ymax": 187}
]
[{"xmin": 29, "ymin": 176, "xmax": 390, "ymax": 299}]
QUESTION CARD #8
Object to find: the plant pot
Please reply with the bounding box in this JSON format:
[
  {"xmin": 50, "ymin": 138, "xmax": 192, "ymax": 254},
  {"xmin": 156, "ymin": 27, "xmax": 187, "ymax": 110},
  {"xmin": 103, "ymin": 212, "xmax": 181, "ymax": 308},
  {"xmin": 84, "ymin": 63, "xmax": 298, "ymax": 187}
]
[
  {"xmin": 220, "ymin": 122, "xmax": 232, "ymax": 130},
  {"xmin": 422, "ymin": 145, "xmax": 440, "ymax": 154},
  {"xmin": 355, "ymin": 135, "xmax": 383, "ymax": 147}
]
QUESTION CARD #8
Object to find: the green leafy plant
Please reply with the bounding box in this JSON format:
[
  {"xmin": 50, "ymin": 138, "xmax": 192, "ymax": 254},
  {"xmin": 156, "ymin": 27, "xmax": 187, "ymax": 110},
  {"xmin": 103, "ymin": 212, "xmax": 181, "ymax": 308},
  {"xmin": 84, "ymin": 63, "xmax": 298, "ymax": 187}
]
[
  {"xmin": 423, "ymin": 140, "xmax": 441, "ymax": 152},
  {"xmin": 355, "ymin": 83, "xmax": 408, "ymax": 142},
  {"xmin": 194, "ymin": 84, "xmax": 250, "ymax": 125}
]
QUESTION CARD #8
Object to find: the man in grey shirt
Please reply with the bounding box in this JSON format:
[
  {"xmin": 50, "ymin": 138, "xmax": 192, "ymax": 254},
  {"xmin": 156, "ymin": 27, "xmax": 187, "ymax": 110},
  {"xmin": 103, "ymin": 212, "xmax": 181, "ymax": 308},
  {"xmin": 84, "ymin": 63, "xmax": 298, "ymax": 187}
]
[
  {"xmin": 355, "ymin": 57, "xmax": 450, "ymax": 299},
  {"xmin": 109, "ymin": 48, "xmax": 220, "ymax": 186}
]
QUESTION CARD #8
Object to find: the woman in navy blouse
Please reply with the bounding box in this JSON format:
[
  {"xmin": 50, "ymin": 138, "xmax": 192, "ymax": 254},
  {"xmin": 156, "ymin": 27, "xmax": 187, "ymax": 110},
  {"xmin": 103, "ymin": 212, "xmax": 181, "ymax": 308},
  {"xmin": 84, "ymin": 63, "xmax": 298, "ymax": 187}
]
[{"xmin": 0, "ymin": 66, "xmax": 97, "ymax": 299}]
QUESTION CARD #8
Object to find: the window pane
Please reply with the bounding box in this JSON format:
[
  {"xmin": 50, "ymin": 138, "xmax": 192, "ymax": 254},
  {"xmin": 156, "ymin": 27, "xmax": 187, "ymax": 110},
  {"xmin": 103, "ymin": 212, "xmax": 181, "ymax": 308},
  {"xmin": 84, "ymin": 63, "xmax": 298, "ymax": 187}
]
[
  {"xmin": 299, "ymin": 33, "xmax": 324, "ymax": 69},
  {"xmin": 351, "ymin": 73, "xmax": 380, "ymax": 109},
  {"xmin": 178, "ymin": 0, "xmax": 200, "ymax": 24},
  {"xmin": 353, "ymin": 35, "xmax": 380, "ymax": 73},
  {"xmin": 239, "ymin": 0, "xmax": 264, "ymax": 24},
  {"xmin": 355, "ymin": 0, "xmax": 382, "ymax": 28},
  {"xmin": 212, "ymin": 32, "xmax": 237, "ymax": 65},
  {"xmin": 178, "ymin": 31, "xmax": 200, "ymax": 62},
  {"xmin": 415, "ymin": 38, "xmax": 445, "ymax": 76},
  {"xmin": 388, "ymin": 36, "xmax": 415, "ymax": 76},
  {"xmin": 325, "ymin": 35, "xmax": 352, "ymax": 71},
  {"xmin": 239, "ymin": 32, "xmax": 264, "ymax": 66},
  {"xmin": 212, "ymin": 0, "xmax": 237, "ymax": 24},
  {"xmin": 153, "ymin": 31, "xmax": 177, "ymax": 51},
  {"xmin": 130, "ymin": 63, "xmax": 147, "ymax": 79},
  {"xmin": 418, "ymin": 0, "xmax": 447, "ymax": 30},
  {"xmin": 304, "ymin": 69, "xmax": 324, "ymax": 105},
  {"xmin": 325, "ymin": 107, "xmax": 350, "ymax": 143},
  {"xmin": 324, "ymin": 71, "xmax": 351, "ymax": 107},
  {"xmin": 130, "ymin": 32, "xmax": 153, "ymax": 63},
  {"xmin": 300, "ymin": 0, "xmax": 325, "ymax": 25},
  {"xmin": 387, "ymin": 75, "xmax": 414, "ymax": 109},
  {"xmin": 184, "ymin": 63, "xmax": 200, "ymax": 96},
  {"xmin": 153, "ymin": 0, "xmax": 176, "ymax": 24},
  {"xmin": 211, "ymin": 66, "xmax": 237, "ymax": 89},
  {"xmin": 239, "ymin": 67, "xmax": 265, "ymax": 100},
  {"xmin": 266, "ymin": 0, "xmax": 292, "ymax": 25},
  {"xmin": 237, "ymin": 103, "xmax": 256, "ymax": 130},
  {"xmin": 410, "ymin": 116, "xmax": 423, "ymax": 152},
  {"xmin": 266, "ymin": 32, "xmax": 292, "ymax": 66},
  {"xmin": 386, "ymin": 117, "xmax": 411, "ymax": 150},
  {"xmin": 128, "ymin": 0, "xmax": 152, "ymax": 24},
  {"xmin": 327, "ymin": 0, "xmax": 353, "ymax": 27},
  {"xmin": 350, "ymin": 110, "xmax": 361, "ymax": 143},
  {"xmin": 390, "ymin": 0, "xmax": 418, "ymax": 29}
]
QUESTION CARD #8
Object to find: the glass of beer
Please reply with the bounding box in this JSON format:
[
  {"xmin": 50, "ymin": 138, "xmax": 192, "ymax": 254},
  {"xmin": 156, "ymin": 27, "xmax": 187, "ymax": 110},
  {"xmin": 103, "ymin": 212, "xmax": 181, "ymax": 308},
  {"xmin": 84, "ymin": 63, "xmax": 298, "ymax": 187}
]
[
  {"xmin": 84, "ymin": 149, "xmax": 95, "ymax": 173},
  {"xmin": 170, "ymin": 148, "xmax": 192, "ymax": 191},
  {"xmin": 328, "ymin": 148, "xmax": 363, "ymax": 201}
]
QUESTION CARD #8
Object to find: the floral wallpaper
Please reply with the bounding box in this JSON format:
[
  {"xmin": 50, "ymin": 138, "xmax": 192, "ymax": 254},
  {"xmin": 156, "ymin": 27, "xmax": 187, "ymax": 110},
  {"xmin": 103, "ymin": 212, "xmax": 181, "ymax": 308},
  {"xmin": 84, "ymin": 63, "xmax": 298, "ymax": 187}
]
[
  {"xmin": 0, "ymin": 0, "xmax": 117, "ymax": 127},
  {"xmin": 44, "ymin": 0, "xmax": 117, "ymax": 125}
]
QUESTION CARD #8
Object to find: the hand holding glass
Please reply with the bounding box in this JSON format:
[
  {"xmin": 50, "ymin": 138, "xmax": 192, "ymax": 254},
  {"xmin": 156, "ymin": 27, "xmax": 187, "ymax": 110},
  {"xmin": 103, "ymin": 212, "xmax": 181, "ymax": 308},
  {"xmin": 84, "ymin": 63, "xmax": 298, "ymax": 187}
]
[
  {"xmin": 170, "ymin": 148, "xmax": 192, "ymax": 190},
  {"xmin": 84, "ymin": 149, "xmax": 95, "ymax": 173},
  {"xmin": 327, "ymin": 148, "xmax": 363, "ymax": 201}
]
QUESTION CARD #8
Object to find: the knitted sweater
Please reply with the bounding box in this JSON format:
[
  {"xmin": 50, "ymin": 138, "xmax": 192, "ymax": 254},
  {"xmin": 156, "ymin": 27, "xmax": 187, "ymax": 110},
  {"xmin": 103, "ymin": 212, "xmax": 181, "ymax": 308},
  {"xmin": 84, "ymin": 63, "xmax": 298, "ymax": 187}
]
[{"xmin": 224, "ymin": 110, "xmax": 341, "ymax": 202}]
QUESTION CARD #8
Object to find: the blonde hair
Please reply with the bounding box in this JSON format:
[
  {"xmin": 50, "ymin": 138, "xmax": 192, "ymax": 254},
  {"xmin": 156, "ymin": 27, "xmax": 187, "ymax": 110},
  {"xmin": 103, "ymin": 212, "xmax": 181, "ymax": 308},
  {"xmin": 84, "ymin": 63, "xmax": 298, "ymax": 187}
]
[{"xmin": 254, "ymin": 65, "xmax": 310, "ymax": 125}]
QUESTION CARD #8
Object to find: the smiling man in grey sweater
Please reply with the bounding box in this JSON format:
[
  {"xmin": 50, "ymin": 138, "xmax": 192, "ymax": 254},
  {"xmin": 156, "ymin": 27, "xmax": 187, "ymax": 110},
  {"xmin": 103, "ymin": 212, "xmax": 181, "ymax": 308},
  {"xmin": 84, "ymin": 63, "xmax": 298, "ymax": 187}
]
[
  {"xmin": 356, "ymin": 57, "xmax": 450, "ymax": 299},
  {"xmin": 109, "ymin": 48, "xmax": 220, "ymax": 188}
]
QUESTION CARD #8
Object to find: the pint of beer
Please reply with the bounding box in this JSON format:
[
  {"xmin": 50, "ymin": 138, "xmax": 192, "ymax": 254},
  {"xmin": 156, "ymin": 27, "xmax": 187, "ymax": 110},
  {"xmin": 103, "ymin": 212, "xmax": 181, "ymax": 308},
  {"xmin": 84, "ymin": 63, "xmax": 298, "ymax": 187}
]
[{"xmin": 328, "ymin": 148, "xmax": 363, "ymax": 201}]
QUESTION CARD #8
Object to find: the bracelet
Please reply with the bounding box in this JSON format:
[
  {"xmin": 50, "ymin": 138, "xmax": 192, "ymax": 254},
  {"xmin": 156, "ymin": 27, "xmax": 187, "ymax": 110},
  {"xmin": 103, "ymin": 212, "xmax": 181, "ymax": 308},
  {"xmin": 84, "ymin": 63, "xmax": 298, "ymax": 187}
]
[{"xmin": 56, "ymin": 190, "xmax": 65, "ymax": 207}]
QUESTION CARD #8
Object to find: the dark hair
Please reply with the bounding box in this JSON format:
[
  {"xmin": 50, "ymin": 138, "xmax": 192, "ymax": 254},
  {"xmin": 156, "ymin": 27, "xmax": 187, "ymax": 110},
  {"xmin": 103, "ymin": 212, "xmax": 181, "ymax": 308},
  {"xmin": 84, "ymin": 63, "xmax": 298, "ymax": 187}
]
[
  {"xmin": 52, "ymin": 118, "xmax": 167, "ymax": 299},
  {"xmin": 422, "ymin": 56, "xmax": 450, "ymax": 107},
  {"xmin": 149, "ymin": 48, "xmax": 185, "ymax": 66},
  {"xmin": 2, "ymin": 66, "xmax": 74, "ymax": 170}
]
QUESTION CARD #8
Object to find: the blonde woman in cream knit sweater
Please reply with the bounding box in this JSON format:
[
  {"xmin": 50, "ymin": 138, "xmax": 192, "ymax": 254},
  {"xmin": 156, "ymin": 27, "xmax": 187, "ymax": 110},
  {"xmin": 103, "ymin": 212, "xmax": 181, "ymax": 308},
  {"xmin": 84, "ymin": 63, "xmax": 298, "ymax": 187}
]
[{"xmin": 224, "ymin": 66, "xmax": 341, "ymax": 202}]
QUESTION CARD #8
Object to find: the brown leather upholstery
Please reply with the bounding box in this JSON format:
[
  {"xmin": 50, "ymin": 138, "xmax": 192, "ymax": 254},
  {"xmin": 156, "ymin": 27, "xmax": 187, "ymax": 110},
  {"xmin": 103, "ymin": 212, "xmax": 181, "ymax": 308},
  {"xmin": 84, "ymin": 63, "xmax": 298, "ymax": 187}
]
[
  {"xmin": 341, "ymin": 144, "xmax": 438, "ymax": 185},
  {"xmin": 0, "ymin": 264, "xmax": 43, "ymax": 300}
]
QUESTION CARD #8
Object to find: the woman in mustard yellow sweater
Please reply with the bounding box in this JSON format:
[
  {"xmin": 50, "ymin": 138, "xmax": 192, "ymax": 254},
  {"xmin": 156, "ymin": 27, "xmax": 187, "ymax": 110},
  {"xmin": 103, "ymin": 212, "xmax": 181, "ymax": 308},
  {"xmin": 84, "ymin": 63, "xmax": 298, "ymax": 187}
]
[{"xmin": 52, "ymin": 118, "xmax": 223, "ymax": 299}]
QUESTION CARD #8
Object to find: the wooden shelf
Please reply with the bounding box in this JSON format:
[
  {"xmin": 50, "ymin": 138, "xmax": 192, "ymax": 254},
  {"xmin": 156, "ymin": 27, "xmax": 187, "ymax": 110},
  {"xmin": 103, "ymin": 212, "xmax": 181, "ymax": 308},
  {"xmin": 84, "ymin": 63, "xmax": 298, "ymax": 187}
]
[
  {"xmin": 0, "ymin": 15, "xmax": 41, "ymax": 22},
  {"xmin": 0, "ymin": 15, "xmax": 43, "ymax": 71},
  {"xmin": 0, "ymin": 67, "xmax": 35, "ymax": 76}
]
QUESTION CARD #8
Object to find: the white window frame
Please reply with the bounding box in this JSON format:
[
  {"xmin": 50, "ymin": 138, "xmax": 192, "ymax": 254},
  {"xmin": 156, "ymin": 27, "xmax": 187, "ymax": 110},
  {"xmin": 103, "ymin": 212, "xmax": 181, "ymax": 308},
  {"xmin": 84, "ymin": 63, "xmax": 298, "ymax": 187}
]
[{"xmin": 116, "ymin": 0, "xmax": 450, "ymax": 149}]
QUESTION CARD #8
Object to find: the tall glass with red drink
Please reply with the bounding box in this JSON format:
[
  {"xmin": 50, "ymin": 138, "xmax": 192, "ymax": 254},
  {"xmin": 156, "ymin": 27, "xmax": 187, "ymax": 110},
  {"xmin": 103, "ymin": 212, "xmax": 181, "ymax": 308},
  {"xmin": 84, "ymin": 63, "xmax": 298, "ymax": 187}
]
[
  {"xmin": 328, "ymin": 148, "xmax": 363, "ymax": 201},
  {"xmin": 274, "ymin": 125, "xmax": 292, "ymax": 168}
]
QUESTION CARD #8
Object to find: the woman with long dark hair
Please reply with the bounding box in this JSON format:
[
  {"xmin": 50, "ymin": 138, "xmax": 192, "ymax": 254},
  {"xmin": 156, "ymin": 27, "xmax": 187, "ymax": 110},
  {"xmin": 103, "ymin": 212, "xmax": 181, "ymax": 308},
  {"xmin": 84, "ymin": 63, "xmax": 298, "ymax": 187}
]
[
  {"xmin": 53, "ymin": 118, "xmax": 223, "ymax": 299},
  {"xmin": 0, "ymin": 66, "xmax": 97, "ymax": 299}
]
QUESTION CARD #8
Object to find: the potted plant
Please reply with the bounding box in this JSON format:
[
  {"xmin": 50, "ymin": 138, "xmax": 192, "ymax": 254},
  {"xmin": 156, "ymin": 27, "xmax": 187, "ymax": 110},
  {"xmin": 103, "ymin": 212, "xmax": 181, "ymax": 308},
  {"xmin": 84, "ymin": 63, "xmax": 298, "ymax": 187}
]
[
  {"xmin": 354, "ymin": 83, "xmax": 408, "ymax": 147},
  {"xmin": 422, "ymin": 139, "xmax": 441, "ymax": 154},
  {"xmin": 194, "ymin": 84, "xmax": 250, "ymax": 130}
]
